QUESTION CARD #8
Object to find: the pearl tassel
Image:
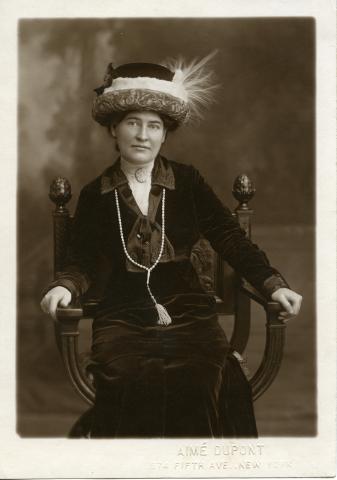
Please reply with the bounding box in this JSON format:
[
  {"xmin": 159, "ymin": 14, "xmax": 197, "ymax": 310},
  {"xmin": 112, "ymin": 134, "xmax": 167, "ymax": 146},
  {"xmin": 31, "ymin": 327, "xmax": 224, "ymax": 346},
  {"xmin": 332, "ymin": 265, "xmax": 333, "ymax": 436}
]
[
  {"xmin": 114, "ymin": 188, "xmax": 172, "ymax": 326},
  {"xmin": 154, "ymin": 303, "xmax": 172, "ymax": 326}
]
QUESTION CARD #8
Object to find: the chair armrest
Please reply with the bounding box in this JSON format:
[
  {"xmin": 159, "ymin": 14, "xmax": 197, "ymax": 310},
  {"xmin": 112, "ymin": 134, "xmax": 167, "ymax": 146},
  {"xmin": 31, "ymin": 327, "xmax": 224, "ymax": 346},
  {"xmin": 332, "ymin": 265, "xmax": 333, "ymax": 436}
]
[
  {"xmin": 55, "ymin": 299, "xmax": 99, "ymax": 333},
  {"xmin": 55, "ymin": 305, "xmax": 84, "ymax": 334},
  {"xmin": 54, "ymin": 302, "xmax": 96, "ymax": 406},
  {"xmin": 240, "ymin": 281, "xmax": 286, "ymax": 401},
  {"xmin": 240, "ymin": 281, "xmax": 283, "ymax": 314}
]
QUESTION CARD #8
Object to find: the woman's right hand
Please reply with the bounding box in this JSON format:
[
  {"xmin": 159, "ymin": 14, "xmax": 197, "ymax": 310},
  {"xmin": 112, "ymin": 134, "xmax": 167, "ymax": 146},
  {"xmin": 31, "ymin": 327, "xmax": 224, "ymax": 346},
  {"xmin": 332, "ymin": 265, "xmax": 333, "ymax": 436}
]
[{"xmin": 40, "ymin": 286, "xmax": 72, "ymax": 320}]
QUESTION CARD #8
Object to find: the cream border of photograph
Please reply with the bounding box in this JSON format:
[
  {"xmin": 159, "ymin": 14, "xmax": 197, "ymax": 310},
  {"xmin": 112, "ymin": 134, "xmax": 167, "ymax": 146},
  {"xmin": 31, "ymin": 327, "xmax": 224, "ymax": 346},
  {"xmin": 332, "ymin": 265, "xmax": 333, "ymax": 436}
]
[{"xmin": 0, "ymin": 0, "xmax": 335, "ymax": 477}]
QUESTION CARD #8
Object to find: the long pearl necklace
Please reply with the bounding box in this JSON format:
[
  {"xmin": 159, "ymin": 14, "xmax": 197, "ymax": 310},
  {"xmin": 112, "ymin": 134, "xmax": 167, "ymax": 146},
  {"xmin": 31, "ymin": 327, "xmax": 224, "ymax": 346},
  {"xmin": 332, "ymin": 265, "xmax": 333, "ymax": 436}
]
[{"xmin": 114, "ymin": 188, "xmax": 172, "ymax": 326}]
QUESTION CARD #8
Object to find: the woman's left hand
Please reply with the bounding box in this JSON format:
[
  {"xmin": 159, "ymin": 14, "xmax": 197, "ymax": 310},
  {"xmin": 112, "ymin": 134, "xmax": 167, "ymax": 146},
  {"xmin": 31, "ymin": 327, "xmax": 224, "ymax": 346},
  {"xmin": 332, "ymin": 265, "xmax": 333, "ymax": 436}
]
[{"xmin": 270, "ymin": 288, "xmax": 303, "ymax": 322}]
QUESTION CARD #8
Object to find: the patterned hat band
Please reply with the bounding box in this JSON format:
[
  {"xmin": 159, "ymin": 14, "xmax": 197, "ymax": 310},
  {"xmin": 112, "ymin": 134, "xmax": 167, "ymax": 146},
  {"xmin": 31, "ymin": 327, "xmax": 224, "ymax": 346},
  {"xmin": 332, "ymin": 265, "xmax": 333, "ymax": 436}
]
[{"xmin": 92, "ymin": 88, "xmax": 190, "ymax": 127}]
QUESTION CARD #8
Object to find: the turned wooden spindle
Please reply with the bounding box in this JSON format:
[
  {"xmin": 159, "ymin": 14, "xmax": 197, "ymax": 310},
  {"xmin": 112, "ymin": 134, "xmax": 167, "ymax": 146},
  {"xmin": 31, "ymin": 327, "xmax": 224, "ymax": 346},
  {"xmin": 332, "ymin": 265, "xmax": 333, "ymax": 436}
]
[
  {"xmin": 227, "ymin": 174, "xmax": 256, "ymax": 353},
  {"xmin": 49, "ymin": 178, "xmax": 96, "ymax": 405},
  {"xmin": 49, "ymin": 177, "xmax": 72, "ymax": 275},
  {"xmin": 215, "ymin": 174, "xmax": 256, "ymax": 309}
]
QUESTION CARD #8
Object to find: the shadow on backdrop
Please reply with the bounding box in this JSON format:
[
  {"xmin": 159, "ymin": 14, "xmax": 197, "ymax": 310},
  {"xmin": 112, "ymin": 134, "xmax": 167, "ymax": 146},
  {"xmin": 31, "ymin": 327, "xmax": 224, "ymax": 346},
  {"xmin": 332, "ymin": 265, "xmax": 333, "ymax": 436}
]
[{"xmin": 17, "ymin": 17, "xmax": 315, "ymax": 437}]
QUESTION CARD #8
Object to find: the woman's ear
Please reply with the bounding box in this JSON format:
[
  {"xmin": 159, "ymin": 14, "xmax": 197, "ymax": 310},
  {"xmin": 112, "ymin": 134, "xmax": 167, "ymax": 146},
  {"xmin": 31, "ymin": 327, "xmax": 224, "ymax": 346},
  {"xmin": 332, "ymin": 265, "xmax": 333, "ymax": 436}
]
[
  {"xmin": 161, "ymin": 128, "xmax": 168, "ymax": 144},
  {"xmin": 110, "ymin": 124, "xmax": 117, "ymax": 138}
]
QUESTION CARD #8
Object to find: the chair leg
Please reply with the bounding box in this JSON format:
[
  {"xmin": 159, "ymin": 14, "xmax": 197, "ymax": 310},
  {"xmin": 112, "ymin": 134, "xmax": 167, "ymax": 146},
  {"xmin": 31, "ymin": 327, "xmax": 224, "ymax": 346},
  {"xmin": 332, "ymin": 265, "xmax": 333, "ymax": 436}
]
[
  {"xmin": 68, "ymin": 408, "xmax": 94, "ymax": 438},
  {"xmin": 59, "ymin": 334, "xmax": 96, "ymax": 405}
]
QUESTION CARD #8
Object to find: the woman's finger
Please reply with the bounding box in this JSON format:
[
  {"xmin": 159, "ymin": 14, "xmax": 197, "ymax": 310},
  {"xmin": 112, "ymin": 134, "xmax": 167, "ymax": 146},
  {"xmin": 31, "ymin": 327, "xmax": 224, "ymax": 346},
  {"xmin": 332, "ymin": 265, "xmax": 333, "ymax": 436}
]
[
  {"xmin": 271, "ymin": 289, "xmax": 303, "ymax": 320},
  {"xmin": 59, "ymin": 293, "xmax": 71, "ymax": 307},
  {"xmin": 278, "ymin": 313, "xmax": 295, "ymax": 322},
  {"xmin": 40, "ymin": 287, "xmax": 72, "ymax": 318},
  {"xmin": 40, "ymin": 297, "xmax": 49, "ymax": 314},
  {"xmin": 281, "ymin": 312, "xmax": 295, "ymax": 319},
  {"xmin": 277, "ymin": 295, "xmax": 302, "ymax": 321},
  {"xmin": 278, "ymin": 295, "xmax": 294, "ymax": 314},
  {"xmin": 291, "ymin": 295, "xmax": 302, "ymax": 315},
  {"xmin": 49, "ymin": 296, "xmax": 59, "ymax": 321}
]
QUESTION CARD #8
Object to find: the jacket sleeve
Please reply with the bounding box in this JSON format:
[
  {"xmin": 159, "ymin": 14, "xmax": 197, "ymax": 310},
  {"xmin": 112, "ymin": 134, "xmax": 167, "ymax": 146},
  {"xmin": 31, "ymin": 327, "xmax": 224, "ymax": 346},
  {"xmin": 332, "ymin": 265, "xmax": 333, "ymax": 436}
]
[
  {"xmin": 191, "ymin": 166, "xmax": 289, "ymax": 298},
  {"xmin": 42, "ymin": 186, "xmax": 99, "ymax": 301}
]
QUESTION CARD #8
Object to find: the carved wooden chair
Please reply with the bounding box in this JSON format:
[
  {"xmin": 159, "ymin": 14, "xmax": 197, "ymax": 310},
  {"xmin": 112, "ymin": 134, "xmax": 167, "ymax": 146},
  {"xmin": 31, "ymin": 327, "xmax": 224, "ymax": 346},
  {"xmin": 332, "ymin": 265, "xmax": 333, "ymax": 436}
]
[{"xmin": 49, "ymin": 174, "xmax": 286, "ymax": 426}]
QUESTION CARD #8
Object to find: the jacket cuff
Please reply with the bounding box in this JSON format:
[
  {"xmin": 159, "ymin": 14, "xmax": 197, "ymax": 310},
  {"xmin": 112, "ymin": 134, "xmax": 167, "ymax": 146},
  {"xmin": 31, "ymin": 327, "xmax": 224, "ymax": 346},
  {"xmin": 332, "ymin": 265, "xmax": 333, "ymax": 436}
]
[
  {"xmin": 260, "ymin": 273, "xmax": 290, "ymax": 299},
  {"xmin": 41, "ymin": 276, "xmax": 82, "ymax": 302}
]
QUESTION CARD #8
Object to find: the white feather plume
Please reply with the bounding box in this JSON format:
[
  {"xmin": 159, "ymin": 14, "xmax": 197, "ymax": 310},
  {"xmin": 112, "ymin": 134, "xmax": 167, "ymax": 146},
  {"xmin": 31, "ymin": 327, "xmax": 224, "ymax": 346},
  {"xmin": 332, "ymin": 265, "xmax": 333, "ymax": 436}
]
[{"xmin": 163, "ymin": 50, "xmax": 219, "ymax": 121}]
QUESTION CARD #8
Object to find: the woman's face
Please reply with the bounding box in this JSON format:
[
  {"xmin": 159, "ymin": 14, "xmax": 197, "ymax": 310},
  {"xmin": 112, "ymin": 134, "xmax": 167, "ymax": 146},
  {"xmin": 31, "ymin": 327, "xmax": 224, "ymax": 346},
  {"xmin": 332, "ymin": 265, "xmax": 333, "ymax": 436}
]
[{"xmin": 110, "ymin": 111, "xmax": 166, "ymax": 165}]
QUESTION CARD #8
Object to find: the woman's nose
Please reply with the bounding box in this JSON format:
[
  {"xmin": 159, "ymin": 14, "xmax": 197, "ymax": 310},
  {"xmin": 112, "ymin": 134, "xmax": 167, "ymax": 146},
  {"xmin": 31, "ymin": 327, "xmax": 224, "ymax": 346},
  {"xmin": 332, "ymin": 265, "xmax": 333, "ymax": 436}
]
[{"xmin": 136, "ymin": 125, "xmax": 148, "ymax": 141}]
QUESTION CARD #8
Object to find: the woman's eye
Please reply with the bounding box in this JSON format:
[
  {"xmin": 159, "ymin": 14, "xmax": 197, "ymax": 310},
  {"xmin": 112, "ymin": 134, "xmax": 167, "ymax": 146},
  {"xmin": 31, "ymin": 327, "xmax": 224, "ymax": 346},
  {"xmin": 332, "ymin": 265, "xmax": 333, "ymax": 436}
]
[{"xmin": 127, "ymin": 120, "xmax": 138, "ymax": 127}]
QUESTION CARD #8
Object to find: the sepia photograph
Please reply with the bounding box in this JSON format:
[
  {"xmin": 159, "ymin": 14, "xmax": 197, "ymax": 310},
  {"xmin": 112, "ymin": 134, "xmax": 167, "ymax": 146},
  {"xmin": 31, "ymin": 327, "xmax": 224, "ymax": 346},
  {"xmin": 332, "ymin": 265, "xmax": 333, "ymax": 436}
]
[
  {"xmin": 19, "ymin": 16, "xmax": 312, "ymax": 439},
  {"xmin": 0, "ymin": 0, "xmax": 335, "ymax": 477}
]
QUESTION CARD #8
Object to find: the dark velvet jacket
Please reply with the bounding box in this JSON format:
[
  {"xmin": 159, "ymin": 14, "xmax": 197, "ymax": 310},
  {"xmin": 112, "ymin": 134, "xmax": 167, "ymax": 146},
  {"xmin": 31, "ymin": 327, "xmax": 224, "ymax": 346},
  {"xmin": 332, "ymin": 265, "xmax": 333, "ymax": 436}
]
[{"xmin": 47, "ymin": 155, "xmax": 288, "ymax": 309}]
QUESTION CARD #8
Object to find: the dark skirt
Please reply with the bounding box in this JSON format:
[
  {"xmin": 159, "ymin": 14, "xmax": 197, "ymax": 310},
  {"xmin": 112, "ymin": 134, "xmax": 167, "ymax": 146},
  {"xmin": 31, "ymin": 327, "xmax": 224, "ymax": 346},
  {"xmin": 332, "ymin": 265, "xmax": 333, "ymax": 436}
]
[{"xmin": 76, "ymin": 294, "xmax": 257, "ymax": 438}]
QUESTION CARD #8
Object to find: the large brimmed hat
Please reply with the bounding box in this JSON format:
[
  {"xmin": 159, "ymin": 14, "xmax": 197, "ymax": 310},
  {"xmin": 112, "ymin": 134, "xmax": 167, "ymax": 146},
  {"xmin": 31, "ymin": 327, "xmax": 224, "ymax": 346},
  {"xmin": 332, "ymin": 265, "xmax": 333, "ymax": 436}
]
[{"xmin": 92, "ymin": 52, "xmax": 217, "ymax": 128}]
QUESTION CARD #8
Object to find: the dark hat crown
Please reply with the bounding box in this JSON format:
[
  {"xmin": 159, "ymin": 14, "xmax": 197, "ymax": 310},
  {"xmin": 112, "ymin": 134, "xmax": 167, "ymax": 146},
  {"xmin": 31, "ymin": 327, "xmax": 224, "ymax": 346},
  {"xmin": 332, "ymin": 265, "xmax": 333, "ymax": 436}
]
[{"xmin": 111, "ymin": 63, "xmax": 174, "ymax": 81}]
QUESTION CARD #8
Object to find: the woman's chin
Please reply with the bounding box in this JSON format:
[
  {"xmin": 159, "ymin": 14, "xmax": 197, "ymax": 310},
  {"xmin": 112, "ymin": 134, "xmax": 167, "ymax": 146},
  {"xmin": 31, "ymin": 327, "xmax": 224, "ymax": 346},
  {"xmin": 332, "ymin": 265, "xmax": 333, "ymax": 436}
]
[{"xmin": 122, "ymin": 150, "xmax": 156, "ymax": 165}]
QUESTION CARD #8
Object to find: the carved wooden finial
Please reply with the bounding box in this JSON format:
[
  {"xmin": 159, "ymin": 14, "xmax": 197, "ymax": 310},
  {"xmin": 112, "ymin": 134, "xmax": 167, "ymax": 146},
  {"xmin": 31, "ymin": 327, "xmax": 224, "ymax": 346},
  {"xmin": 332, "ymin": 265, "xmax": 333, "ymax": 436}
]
[
  {"xmin": 49, "ymin": 177, "xmax": 72, "ymax": 212},
  {"xmin": 232, "ymin": 174, "xmax": 256, "ymax": 210}
]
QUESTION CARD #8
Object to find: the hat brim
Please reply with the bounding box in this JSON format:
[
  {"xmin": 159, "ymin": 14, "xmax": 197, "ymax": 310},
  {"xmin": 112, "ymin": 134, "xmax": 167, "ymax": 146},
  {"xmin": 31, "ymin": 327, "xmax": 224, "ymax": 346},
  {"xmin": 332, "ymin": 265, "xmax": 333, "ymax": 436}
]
[{"xmin": 92, "ymin": 89, "xmax": 189, "ymax": 127}]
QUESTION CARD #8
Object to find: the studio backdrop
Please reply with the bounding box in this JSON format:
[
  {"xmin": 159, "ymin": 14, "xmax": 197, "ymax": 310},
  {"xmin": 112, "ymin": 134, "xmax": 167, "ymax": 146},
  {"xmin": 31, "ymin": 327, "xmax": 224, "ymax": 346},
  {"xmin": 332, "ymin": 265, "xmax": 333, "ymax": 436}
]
[{"xmin": 17, "ymin": 17, "xmax": 315, "ymax": 437}]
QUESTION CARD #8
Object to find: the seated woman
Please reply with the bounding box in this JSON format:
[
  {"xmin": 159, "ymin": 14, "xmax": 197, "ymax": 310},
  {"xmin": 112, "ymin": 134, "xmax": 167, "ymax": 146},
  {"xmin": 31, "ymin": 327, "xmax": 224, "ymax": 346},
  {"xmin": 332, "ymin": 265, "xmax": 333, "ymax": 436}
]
[{"xmin": 41, "ymin": 56, "xmax": 302, "ymax": 437}]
